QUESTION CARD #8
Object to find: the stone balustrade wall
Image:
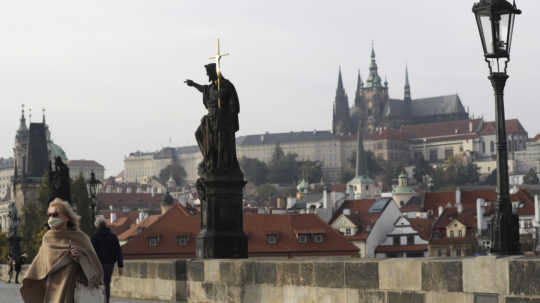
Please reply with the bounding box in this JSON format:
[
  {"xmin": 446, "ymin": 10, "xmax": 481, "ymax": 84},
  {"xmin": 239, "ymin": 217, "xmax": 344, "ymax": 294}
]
[{"xmin": 2, "ymin": 256, "xmax": 540, "ymax": 303}]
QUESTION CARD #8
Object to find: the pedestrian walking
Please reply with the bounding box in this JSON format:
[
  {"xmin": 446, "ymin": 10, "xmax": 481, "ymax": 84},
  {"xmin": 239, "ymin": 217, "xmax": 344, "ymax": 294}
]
[
  {"xmin": 14, "ymin": 255, "xmax": 23, "ymax": 284},
  {"xmin": 91, "ymin": 215, "xmax": 124, "ymax": 303},
  {"xmin": 20, "ymin": 198, "xmax": 104, "ymax": 302},
  {"xmin": 7, "ymin": 254, "xmax": 14, "ymax": 283}
]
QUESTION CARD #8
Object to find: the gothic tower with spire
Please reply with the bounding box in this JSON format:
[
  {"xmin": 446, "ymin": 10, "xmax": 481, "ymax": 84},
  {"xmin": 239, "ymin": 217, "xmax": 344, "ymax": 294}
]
[
  {"xmin": 404, "ymin": 65, "xmax": 411, "ymax": 104},
  {"xmin": 14, "ymin": 105, "xmax": 28, "ymax": 178},
  {"xmin": 332, "ymin": 67, "xmax": 352, "ymax": 135},
  {"xmin": 350, "ymin": 43, "xmax": 389, "ymax": 132}
]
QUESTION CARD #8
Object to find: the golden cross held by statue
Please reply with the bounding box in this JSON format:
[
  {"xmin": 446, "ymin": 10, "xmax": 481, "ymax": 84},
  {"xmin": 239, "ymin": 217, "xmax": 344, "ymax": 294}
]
[{"xmin": 209, "ymin": 39, "xmax": 229, "ymax": 108}]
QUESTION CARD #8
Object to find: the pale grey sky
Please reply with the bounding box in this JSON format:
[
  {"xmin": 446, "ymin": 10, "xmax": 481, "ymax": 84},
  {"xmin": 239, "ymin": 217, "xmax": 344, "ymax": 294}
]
[{"xmin": 0, "ymin": 1, "xmax": 538, "ymax": 176}]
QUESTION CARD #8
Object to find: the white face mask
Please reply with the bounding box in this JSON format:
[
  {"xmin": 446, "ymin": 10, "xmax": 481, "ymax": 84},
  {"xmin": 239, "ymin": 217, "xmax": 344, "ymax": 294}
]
[{"xmin": 48, "ymin": 217, "xmax": 65, "ymax": 229}]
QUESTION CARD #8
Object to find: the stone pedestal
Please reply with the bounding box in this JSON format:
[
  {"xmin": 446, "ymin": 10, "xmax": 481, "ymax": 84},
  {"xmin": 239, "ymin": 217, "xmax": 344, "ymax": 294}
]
[{"xmin": 196, "ymin": 176, "xmax": 247, "ymax": 259}]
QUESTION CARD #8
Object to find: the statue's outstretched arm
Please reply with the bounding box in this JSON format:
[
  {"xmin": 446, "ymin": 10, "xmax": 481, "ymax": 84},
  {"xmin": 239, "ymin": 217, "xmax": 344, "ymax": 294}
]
[{"xmin": 185, "ymin": 79, "xmax": 204, "ymax": 93}]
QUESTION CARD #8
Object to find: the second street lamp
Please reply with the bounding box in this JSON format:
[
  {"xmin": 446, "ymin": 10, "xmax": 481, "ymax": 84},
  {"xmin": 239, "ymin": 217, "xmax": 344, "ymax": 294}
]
[
  {"xmin": 87, "ymin": 171, "xmax": 101, "ymax": 229},
  {"xmin": 472, "ymin": 0, "xmax": 521, "ymax": 255}
]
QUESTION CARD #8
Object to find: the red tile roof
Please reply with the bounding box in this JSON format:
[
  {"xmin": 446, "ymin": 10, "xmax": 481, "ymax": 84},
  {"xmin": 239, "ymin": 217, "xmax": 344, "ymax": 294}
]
[
  {"xmin": 329, "ymin": 184, "xmax": 346, "ymax": 193},
  {"xmin": 330, "ymin": 199, "xmax": 382, "ymax": 241},
  {"xmin": 401, "ymin": 119, "xmax": 482, "ymax": 140},
  {"xmin": 408, "ymin": 218, "xmax": 434, "ymax": 241},
  {"xmin": 121, "ymin": 208, "xmax": 358, "ymax": 259},
  {"xmin": 118, "ymin": 214, "xmax": 162, "ymax": 241},
  {"xmin": 477, "ymin": 119, "xmax": 527, "ymax": 136}
]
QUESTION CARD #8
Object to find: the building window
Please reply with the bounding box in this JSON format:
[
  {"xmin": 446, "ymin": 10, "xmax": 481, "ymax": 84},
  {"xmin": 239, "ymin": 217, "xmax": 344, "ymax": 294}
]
[
  {"xmin": 437, "ymin": 249, "xmax": 442, "ymax": 257},
  {"xmin": 344, "ymin": 228, "xmax": 352, "ymax": 236},
  {"xmin": 393, "ymin": 236, "xmax": 400, "ymax": 246},
  {"xmin": 429, "ymin": 149, "xmax": 438, "ymax": 161},
  {"xmin": 414, "ymin": 151, "xmax": 424, "ymax": 160},
  {"xmin": 266, "ymin": 234, "xmax": 278, "ymax": 245},
  {"xmin": 148, "ymin": 236, "xmax": 159, "ymax": 248},
  {"xmin": 297, "ymin": 234, "xmax": 308, "ymax": 244},
  {"xmin": 445, "ymin": 148, "xmax": 454, "ymax": 160},
  {"xmin": 407, "ymin": 235, "xmax": 414, "ymax": 245},
  {"xmin": 376, "ymin": 143, "xmax": 383, "ymax": 150},
  {"xmin": 490, "ymin": 141, "xmax": 495, "ymax": 153},
  {"xmin": 481, "ymin": 142, "xmax": 486, "ymax": 153},
  {"xmin": 176, "ymin": 235, "xmax": 190, "ymax": 246},
  {"xmin": 446, "ymin": 248, "xmax": 450, "ymax": 256},
  {"xmin": 450, "ymin": 231, "xmax": 454, "ymax": 238},
  {"xmin": 312, "ymin": 233, "xmax": 325, "ymax": 243},
  {"xmin": 456, "ymin": 248, "xmax": 462, "ymax": 256},
  {"xmin": 458, "ymin": 230, "xmax": 463, "ymax": 238}
]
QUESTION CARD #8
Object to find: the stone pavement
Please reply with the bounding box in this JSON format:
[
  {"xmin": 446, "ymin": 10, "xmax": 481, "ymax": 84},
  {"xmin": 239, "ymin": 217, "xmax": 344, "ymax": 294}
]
[{"xmin": 0, "ymin": 282, "xmax": 165, "ymax": 303}]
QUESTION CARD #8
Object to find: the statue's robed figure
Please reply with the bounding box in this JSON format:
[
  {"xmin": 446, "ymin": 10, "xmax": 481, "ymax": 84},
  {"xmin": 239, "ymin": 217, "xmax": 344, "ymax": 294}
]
[
  {"xmin": 189, "ymin": 63, "xmax": 241, "ymax": 176},
  {"xmin": 185, "ymin": 45, "xmax": 247, "ymax": 259}
]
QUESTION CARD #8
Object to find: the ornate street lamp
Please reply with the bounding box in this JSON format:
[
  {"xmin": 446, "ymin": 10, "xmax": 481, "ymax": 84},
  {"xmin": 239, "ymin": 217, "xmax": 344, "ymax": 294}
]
[
  {"xmin": 87, "ymin": 171, "xmax": 101, "ymax": 227},
  {"xmin": 473, "ymin": 0, "xmax": 521, "ymax": 255}
]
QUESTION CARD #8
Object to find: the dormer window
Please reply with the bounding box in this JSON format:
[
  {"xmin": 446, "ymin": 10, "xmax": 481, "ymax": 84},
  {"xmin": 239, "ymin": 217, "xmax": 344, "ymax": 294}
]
[
  {"xmin": 148, "ymin": 236, "xmax": 160, "ymax": 248},
  {"xmin": 344, "ymin": 228, "xmax": 352, "ymax": 236},
  {"xmin": 177, "ymin": 234, "xmax": 191, "ymax": 246},
  {"xmin": 297, "ymin": 233, "xmax": 308, "ymax": 244},
  {"xmin": 266, "ymin": 233, "xmax": 278, "ymax": 245},
  {"xmin": 312, "ymin": 233, "xmax": 325, "ymax": 243}
]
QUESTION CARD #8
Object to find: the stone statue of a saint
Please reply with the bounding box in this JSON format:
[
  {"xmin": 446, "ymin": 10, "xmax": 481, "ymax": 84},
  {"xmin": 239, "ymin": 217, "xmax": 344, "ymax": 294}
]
[
  {"xmin": 185, "ymin": 63, "xmax": 241, "ymax": 177},
  {"xmin": 48, "ymin": 157, "xmax": 71, "ymax": 203}
]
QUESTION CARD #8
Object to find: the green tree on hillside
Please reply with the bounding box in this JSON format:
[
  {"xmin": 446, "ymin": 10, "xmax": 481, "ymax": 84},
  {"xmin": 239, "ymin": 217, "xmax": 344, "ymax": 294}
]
[
  {"xmin": 240, "ymin": 157, "xmax": 268, "ymax": 185},
  {"xmin": 159, "ymin": 163, "xmax": 187, "ymax": 186},
  {"xmin": 71, "ymin": 174, "xmax": 93, "ymax": 235}
]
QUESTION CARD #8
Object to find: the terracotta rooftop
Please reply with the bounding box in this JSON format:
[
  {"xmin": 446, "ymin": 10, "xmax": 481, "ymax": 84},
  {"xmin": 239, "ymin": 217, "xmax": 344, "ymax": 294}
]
[
  {"xmin": 401, "ymin": 119, "xmax": 482, "ymax": 140},
  {"xmin": 477, "ymin": 119, "xmax": 527, "ymax": 136},
  {"xmin": 121, "ymin": 207, "xmax": 358, "ymax": 259}
]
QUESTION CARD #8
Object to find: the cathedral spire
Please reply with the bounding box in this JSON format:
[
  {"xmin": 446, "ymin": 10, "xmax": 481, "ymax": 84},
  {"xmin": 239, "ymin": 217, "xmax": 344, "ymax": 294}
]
[
  {"xmin": 355, "ymin": 124, "xmax": 367, "ymax": 178},
  {"xmin": 404, "ymin": 65, "xmax": 411, "ymax": 103},
  {"xmin": 19, "ymin": 104, "xmax": 27, "ymax": 131},
  {"xmin": 366, "ymin": 42, "xmax": 382, "ymax": 88},
  {"xmin": 336, "ymin": 66, "xmax": 345, "ymax": 96}
]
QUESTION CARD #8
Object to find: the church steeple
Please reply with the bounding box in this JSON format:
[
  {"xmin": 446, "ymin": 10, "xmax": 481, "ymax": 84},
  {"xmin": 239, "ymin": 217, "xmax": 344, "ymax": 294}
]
[
  {"xmin": 366, "ymin": 42, "xmax": 382, "ymax": 88},
  {"xmin": 336, "ymin": 66, "xmax": 346, "ymax": 97},
  {"xmin": 18, "ymin": 104, "xmax": 27, "ymax": 132},
  {"xmin": 353, "ymin": 70, "xmax": 363, "ymax": 107},
  {"xmin": 404, "ymin": 65, "xmax": 411, "ymax": 103},
  {"xmin": 332, "ymin": 67, "xmax": 351, "ymax": 135},
  {"xmin": 355, "ymin": 124, "xmax": 367, "ymax": 178}
]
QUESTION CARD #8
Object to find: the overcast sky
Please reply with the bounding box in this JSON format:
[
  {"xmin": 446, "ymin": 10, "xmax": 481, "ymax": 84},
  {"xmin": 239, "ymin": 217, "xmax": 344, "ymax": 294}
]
[{"xmin": 0, "ymin": 1, "xmax": 538, "ymax": 176}]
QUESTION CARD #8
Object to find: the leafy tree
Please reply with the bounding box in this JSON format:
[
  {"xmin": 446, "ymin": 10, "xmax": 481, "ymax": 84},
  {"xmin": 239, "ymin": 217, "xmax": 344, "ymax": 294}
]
[
  {"xmin": 268, "ymin": 147, "xmax": 299, "ymax": 185},
  {"xmin": 239, "ymin": 157, "xmax": 268, "ymax": 185},
  {"xmin": 413, "ymin": 157, "xmax": 433, "ymax": 184},
  {"xmin": 381, "ymin": 161, "xmax": 401, "ymax": 191},
  {"xmin": 432, "ymin": 156, "xmax": 480, "ymax": 190},
  {"xmin": 339, "ymin": 169, "xmax": 355, "ymax": 184},
  {"xmin": 270, "ymin": 143, "xmax": 285, "ymax": 163},
  {"xmin": 71, "ymin": 175, "xmax": 94, "ymax": 235},
  {"xmin": 524, "ymin": 168, "xmax": 540, "ymax": 185},
  {"xmin": 255, "ymin": 184, "xmax": 279, "ymax": 204},
  {"xmin": 347, "ymin": 151, "xmax": 382, "ymax": 178},
  {"xmin": 159, "ymin": 163, "xmax": 187, "ymax": 186},
  {"xmin": 299, "ymin": 160, "xmax": 323, "ymax": 183},
  {"xmin": 21, "ymin": 174, "xmax": 49, "ymax": 261}
]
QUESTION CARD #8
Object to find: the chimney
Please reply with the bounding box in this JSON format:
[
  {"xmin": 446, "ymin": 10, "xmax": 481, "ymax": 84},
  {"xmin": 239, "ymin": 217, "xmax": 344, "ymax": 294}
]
[
  {"xmin": 343, "ymin": 208, "xmax": 351, "ymax": 216},
  {"xmin": 535, "ymin": 195, "xmax": 540, "ymax": 227},
  {"xmin": 331, "ymin": 191, "xmax": 337, "ymax": 209},
  {"xmin": 438, "ymin": 206, "xmax": 444, "ymax": 217},
  {"xmin": 110, "ymin": 210, "xmax": 117, "ymax": 224},
  {"xmin": 469, "ymin": 120, "xmax": 473, "ymax": 133},
  {"xmin": 456, "ymin": 187, "xmax": 462, "ymax": 207},
  {"xmin": 323, "ymin": 190, "xmax": 328, "ymax": 209},
  {"xmin": 477, "ymin": 198, "xmax": 484, "ymax": 232}
]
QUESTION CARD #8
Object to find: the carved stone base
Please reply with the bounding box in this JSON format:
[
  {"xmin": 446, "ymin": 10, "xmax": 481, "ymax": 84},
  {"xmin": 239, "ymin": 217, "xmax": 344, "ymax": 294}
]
[
  {"xmin": 195, "ymin": 176, "xmax": 247, "ymax": 259},
  {"xmin": 490, "ymin": 210, "xmax": 521, "ymax": 255}
]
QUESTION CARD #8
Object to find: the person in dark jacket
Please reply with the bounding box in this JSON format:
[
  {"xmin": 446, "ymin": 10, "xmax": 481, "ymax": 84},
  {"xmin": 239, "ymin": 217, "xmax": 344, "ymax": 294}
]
[{"xmin": 91, "ymin": 215, "xmax": 124, "ymax": 303}]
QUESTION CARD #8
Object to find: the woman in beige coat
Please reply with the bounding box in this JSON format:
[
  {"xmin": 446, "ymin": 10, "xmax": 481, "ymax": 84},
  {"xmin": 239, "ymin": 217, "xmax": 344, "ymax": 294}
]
[{"xmin": 20, "ymin": 198, "xmax": 104, "ymax": 303}]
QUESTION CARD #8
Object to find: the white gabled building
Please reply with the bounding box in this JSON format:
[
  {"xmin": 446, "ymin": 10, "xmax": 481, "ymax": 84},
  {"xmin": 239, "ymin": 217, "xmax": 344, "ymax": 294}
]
[{"xmin": 376, "ymin": 215, "xmax": 431, "ymax": 258}]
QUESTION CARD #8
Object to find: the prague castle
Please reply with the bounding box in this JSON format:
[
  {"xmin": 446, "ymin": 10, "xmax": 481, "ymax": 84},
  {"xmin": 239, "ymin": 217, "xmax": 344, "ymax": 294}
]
[
  {"xmin": 124, "ymin": 46, "xmax": 529, "ymax": 185},
  {"xmin": 333, "ymin": 45, "xmax": 468, "ymax": 134}
]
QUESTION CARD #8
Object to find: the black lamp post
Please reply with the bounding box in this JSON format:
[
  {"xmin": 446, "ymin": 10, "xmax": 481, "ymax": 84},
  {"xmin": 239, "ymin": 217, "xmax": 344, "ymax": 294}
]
[
  {"xmin": 473, "ymin": 0, "xmax": 521, "ymax": 255},
  {"xmin": 87, "ymin": 171, "xmax": 101, "ymax": 228}
]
